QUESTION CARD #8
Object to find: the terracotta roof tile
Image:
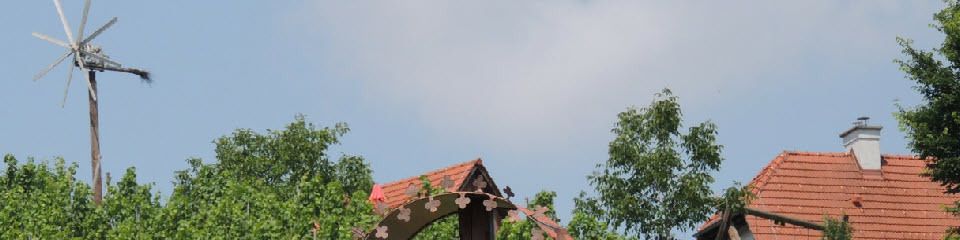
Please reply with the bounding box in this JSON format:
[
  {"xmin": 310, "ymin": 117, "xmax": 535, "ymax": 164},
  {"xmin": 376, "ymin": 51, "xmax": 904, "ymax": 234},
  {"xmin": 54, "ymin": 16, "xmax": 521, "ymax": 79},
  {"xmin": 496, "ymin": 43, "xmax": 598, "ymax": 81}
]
[
  {"xmin": 699, "ymin": 152, "xmax": 960, "ymax": 239},
  {"xmin": 379, "ymin": 158, "xmax": 482, "ymax": 208},
  {"xmin": 518, "ymin": 207, "xmax": 574, "ymax": 239}
]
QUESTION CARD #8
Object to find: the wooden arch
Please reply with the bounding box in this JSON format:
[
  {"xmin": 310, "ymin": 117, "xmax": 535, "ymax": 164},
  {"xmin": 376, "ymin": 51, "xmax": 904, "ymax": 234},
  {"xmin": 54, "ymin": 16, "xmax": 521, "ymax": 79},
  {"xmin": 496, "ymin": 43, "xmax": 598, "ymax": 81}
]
[{"xmin": 365, "ymin": 192, "xmax": 516, "ymax": 240}]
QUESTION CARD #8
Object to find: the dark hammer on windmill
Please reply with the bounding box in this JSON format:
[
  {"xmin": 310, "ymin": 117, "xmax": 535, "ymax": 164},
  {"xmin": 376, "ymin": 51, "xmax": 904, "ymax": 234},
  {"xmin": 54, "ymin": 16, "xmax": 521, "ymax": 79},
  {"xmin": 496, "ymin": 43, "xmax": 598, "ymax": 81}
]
[{"xmin": 32, "ymin": 0, "xmax": 151, "ymax": 206}]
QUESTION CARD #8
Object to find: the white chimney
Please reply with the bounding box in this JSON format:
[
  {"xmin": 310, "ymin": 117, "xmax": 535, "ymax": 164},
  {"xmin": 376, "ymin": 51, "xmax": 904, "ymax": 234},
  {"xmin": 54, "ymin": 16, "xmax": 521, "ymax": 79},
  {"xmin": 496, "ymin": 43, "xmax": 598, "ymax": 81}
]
[{"xmin": 839, "ymin": 117, "xmax": 882, "ymax": 170}]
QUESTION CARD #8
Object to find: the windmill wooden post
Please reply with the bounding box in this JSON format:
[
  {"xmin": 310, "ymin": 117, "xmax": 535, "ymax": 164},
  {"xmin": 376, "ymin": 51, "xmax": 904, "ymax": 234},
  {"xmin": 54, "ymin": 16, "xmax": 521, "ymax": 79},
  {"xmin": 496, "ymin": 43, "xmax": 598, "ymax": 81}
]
[
  {"xmin": 32, "ymin": 0, "xmax": 150, "ymax": 206},
  {"xmin": 88, "ymin": 70, "xmax": 101, "ymax": 203}
]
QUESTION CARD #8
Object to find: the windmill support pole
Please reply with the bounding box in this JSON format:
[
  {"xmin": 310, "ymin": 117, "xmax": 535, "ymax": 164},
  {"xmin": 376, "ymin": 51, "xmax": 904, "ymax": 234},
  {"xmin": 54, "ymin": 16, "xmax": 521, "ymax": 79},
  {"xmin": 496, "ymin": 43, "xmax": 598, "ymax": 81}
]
[{"xmin": 88, "ymin": 70, "xmax": 103, "ymax": 206}]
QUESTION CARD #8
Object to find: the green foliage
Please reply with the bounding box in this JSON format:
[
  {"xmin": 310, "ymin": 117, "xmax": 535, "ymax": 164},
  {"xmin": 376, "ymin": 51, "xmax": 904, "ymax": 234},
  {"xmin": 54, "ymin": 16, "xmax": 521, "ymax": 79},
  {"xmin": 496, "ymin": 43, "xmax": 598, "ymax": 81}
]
[
  {"xmin": 945, "ymin": 202, "xmax": 960, "ymax": 240},
  {"xmin": 1, "ymin": 155, "xmax": 99, "ymax": 239},
  {"xmin": 155, "ymin": 114, "xmax": 378, "ymax": 239},
  {"xmin": 715, "ymin": 182, "xmax": 755, "ymax": 215},
  {"xmin": 414, "ymin": 215, "xmax": 459, "ymax": 240},
  {"xmin": 4, "ymin": 115, "xmax": 599, "ymax": 239},
  {"xmin": 587, "ymin": 89, "xmax": 724, "ymax": 239},
  {"xmin": 896, "ymin": 2, "xmax": 960, "ymax": 237},
  {"xmin": 896, "ymin": 1, "xmax": 960, "ymax": 195},
  {"xmin": 0, "ymin": 155, "xmax": 161, "ymax": 239},
  {"xmin": 213, "ymin": 114, "xmax": 349, "ymax": 186},
  {"xmin": 101, "ymin": 167, "xmax": 163, "ymax": 239},
  {"xmin": 820, "ymin": 215, "xmax": 852, "ymax": 240},
  {"xmin": 568, "ymin": 192, "xmax": 636, "ymax": 240},
  {"xmin": 1, "ymin": 115, "xmax": 380, "ymax": 239},
  {"xmin": 336, "ymin": 155, "xmax": 374, "ymax": 195}
]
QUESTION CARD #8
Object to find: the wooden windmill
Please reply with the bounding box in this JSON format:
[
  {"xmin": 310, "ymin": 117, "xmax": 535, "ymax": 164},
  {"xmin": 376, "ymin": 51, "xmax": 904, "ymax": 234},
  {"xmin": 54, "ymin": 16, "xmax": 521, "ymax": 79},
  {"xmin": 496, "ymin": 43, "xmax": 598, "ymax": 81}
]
[{"xmin": 32, "ymin": 0, "xmax": 151, "ymax": 206}]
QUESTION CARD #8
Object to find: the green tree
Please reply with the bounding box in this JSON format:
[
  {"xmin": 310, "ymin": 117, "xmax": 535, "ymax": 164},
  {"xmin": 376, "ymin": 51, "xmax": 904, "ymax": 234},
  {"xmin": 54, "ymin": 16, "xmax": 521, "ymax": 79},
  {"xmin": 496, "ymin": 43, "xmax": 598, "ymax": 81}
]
[
  {"xmin": 568, "ymin": 192, "xmax": 635, "ymax": 240},
  {"xmin": 0, "ymin": 155, "xmax": 103, "ymax": 239},
  {"xmin": 155, "ymin": 115, "xmax": 378, "ymax": 239},
  {"xmin": 101, "ymin": 167, "xmax": 163, "ymax": 239},
  {"xmin": 587, "ymin": 89, "xmax": 724, "ymax": 239},
  {"xmin": 820, "ymin": 215, "xmax": 852, "ymax": 240},
  {"xmin": 1, "ymin": 115, "xmax": 381, "ymax": 239},
  {"xmin": 0, "ymin": 155, "xmax": 160, "ymax": 239},
  {"xmin": 895, "ymin": 2, "xmax": 960, "ymax": 238},
  {"xmin": 335, "ymin": 155, "xmax": 374, "ymax": 195}
]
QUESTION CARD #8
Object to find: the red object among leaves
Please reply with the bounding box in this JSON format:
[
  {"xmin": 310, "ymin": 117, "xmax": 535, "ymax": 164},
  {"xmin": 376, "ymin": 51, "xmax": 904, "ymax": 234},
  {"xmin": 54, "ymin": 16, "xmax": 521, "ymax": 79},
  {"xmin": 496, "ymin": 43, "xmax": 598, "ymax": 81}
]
[
  {"xmin": 698, "ymin": 151, "xmax": 960, "ymax": 239},
  {"xmin": 368, "ymin": 184, "xmax": 386, "ymax": 205}
]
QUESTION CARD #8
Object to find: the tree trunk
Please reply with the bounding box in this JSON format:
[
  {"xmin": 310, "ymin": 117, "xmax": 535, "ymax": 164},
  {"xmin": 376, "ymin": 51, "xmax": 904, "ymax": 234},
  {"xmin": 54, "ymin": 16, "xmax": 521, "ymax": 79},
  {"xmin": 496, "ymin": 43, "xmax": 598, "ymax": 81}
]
[{"xmin": 89, "ymin": 70, "xmax": 102, "ymax": 206}]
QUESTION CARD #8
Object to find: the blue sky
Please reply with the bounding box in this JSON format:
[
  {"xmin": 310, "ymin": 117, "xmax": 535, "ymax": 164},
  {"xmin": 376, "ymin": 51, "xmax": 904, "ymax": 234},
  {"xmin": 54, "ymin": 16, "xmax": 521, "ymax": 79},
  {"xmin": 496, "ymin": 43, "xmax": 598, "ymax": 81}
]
[{"xmin": 0, "ymin": 0, "xmax": 948, "ymax": 237}]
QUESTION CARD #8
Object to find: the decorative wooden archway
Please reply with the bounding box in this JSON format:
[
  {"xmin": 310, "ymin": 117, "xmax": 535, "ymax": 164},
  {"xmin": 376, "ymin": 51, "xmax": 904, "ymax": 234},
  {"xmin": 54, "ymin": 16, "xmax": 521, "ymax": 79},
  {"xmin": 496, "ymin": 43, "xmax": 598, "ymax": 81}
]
[
  {"xmin": 361, "ymin": 160, "xmax": 575, "ymax": 240},
  {"xmin": 364, "ymin": 192, "xmax": 515, "ymax": 240}
]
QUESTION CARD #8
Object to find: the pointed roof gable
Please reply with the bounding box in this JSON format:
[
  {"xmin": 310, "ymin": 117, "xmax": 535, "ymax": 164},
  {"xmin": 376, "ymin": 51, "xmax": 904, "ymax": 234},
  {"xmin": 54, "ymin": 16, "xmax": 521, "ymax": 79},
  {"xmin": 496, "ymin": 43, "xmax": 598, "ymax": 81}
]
[{"xmin": 380, "ymin": 158, "xmax": 500, "ymax": 208}]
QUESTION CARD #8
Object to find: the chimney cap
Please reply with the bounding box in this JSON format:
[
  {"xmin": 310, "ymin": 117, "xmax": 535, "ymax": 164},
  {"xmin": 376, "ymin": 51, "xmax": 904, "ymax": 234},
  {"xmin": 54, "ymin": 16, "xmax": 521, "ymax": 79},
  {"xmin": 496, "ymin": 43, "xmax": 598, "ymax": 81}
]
[
  {"xmin": 840, "ymin": 116, "xmax": 882, "ymax": 138},
  {"xmin": 839, "ymin": 125, "xmax": 882, "ymax": 138}
]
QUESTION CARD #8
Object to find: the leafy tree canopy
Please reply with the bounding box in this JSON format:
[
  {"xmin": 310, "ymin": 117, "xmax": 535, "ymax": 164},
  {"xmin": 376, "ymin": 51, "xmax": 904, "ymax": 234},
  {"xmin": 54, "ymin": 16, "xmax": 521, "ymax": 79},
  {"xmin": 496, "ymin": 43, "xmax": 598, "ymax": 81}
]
[
  {"xmin": 896, "ymin": 0, "xmax": 960, "ymax": 194},
  {"xmin": 820, "ymin": 215, "xmax": 853, "ymax": 240},
  {"xmin": 587, "ymin": 89, "xmax": 724, "ymax": 239},
  {"xmin": 1, "ymin": 115, "xmax": 380, "ymax": 239},
  {"xmin": 568, "ymin": 192, "xmax": 636, "ymax": 240},
  {"xmin": 896, "ymin": 2, "xmax": 960, "ymax": 238},
  {"xmin": 0, "ymin": 155, "xmax": 161, "ymax": 239}
]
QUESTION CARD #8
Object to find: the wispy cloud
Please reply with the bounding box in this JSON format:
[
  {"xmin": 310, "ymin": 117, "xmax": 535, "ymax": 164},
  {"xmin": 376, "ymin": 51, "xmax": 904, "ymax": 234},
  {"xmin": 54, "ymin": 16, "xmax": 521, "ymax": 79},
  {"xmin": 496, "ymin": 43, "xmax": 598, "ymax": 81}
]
[{"xmin": 279, "ymin": 1, "xmax": 939, "ymax": 149}]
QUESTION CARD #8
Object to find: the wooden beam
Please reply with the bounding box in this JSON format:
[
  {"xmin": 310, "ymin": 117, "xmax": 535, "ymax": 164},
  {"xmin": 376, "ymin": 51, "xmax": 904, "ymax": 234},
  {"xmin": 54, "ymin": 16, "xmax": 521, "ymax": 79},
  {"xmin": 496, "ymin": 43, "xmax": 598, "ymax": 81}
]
[
  {"xmin": 88, "ymin": 70, "xmax": 102, "ymax": 206},
  {"xmin": 744, "ymin": 207, "xmax": 823, "ymax": 230},
  {"xmin": 714, "ymin": 206, "xmax": 731, "ymax": 240},
  {"xmin": 728, "ymin": 226, "xmax": 741, "ymax": 240},
  {"xmin": 83, "ymin": 62, "xmax": 151, "ymax": 81}
]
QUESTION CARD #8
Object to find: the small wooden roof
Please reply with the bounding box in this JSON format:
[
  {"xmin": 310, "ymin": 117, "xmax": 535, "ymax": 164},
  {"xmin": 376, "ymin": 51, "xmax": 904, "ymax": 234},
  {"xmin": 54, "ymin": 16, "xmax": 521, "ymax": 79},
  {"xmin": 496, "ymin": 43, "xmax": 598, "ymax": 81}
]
[{"xmin": 379, "ymin": 158, "xmax": 501, "ymax": 208}]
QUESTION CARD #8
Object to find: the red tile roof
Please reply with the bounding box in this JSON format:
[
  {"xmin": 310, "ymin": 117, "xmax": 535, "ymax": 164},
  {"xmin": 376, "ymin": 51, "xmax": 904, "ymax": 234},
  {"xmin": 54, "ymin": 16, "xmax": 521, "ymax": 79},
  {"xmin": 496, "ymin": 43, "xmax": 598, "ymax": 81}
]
[
  {"xmin": 380, "ymin": 159, "xmax": 482, "ymax": 208},
  {"xmin": 518, "ymin": 207, "xmax": 574, "ymax": 239},
  {"xmin": 700, "ymin": 151, "xmax": 960, "ymax": 239}
]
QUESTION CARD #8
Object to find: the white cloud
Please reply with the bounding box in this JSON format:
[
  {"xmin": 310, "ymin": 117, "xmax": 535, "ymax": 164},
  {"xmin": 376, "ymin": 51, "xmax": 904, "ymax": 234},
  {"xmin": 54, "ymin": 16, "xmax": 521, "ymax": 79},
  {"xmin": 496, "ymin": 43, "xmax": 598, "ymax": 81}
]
[{"xmin": 279, "ymin": 1, "xmax": 940, "ymax": 148}]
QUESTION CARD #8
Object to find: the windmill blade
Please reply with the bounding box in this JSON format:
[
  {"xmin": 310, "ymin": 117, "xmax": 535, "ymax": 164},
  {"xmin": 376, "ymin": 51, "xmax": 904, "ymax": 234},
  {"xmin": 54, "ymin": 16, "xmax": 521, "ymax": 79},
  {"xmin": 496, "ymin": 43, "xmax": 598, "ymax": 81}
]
[
  {"xmin": 32, "ymin": 32, "xmax": 72, "ymax": 49},
  {"xmin": 77, "ymin": 0, "xmax": 91, "ymax": 44},
  {"xmin": 80, "ymin": 17, "xmax": 117, "ymax": 46},
  {"xmin": 62, "ymin": 56, "xmax": 76, "ymax": 107},
  {"xmin": 75, "ymin": 54, "xmax": 97, "ymax": 101},
  {"xmin": 52, "ymin": 0, "xmax": 76, "ymax": 46},
  {"xmin": 77, "ymin": 49, "xmax": 122, "ymax": 67},
  {"xmin": 34, "ymin": 50, "xmax": 74, "ymax": 82}
]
